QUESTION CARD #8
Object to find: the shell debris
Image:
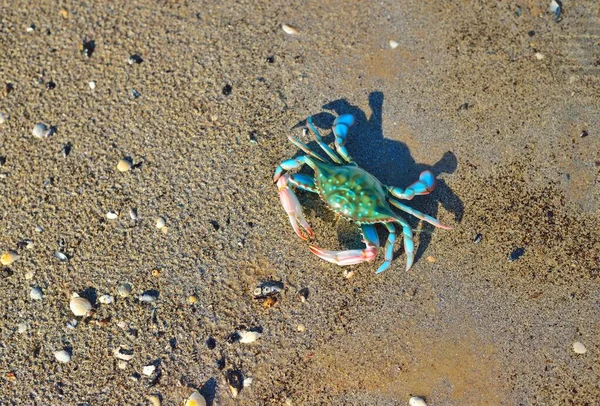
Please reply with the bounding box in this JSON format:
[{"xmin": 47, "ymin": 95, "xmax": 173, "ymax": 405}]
[
  {"xmin": 1, "ymin": 250, "xmax": 19, "ymax": 266},
  {"xmin": 237, "ymin": 330, "xmax": 261, "ymax": 344},
  {"xmin": 281, "ymin": 24, "xmax": 299, "ymax": 35},
  {"xmin": 106, "ymin": 211, "xmax": 119, "ymax": 220},
  {"xmin": 573, "ymin": 341, "xmax": 587, "ymax": 354},
  {"xmin": 0, "ymin": 112, "xmax": 8, "ymax": 124},
  {"xmin": 117, "ymin": 158, "xmax": 133, "ymax": 172},
  {"xmin": 54, "ymin": 349, "xmax": 71, "ymax": 363},
  {"xmin": 114, "ymin": 346, "xmax": 134, "ymax": 361},
  {"xmin": 118, "ymin": 282, "xmax": 133, "ymax": 297},
  {"xmin": 30, "ymin": 287, "xmax": 43, "ymax": 300},
  {"xmin": 389, "ymin": 39, "xmax": 400, "ymax": 49},
  {"xmin": 184, "ymin": 390, "xmax": 206, "ymax": 406},
  {"xmin": 70, "ymin": 296, "xmax": 92, "ymax": 316},
  {"xmin": 155, "ymin": 217, "xmax": 166, "ymax": 229},
  {"xmin": 32, "ymin": 123, "xmax": 50, "ymax": 138},
  {"xmin": 142, "ymin": 364, "xmax": 156, "ymax": 376},
  {"xmin": 146, "ymin": 394, "xmax": 161, "ymax": 406},
  {"xmin": 99, "ymin": 294, "xmax": 114, "ymax": 304},
  {"xmin": 409, "ymin": 396, "xmax": 427, "ymax": 406}
]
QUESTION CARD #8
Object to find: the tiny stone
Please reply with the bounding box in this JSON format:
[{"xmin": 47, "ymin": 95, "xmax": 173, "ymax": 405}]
[
  {"xmin": 142, "ymin": 365, "xmax": 156, "ymax": 376},
  {"xmin": 131, "ymin": 89, "xmax": 141, "ymax": 98},
  {"xmin": 117, "ymin": 158, "xmax": 132, "ymax": 172},
  {"xmin": 89, "ymin": 81, "xmax": 96, "ymax": 90},
  {"xmin": 30, "ymin": 286, "xmax": 43, "ymax": 300},
  {"xmin": 32, "ymin": 123, "xmax": 49, "ymax": 138},
  {"xmin": 343, "ymin": 269, "xmax": 355, "ymax": 279},
  {"xmin": 66, "ymin": 319, "xmax": 78, "ymax": 329},
  {"xmin": 139, "ymin": 293, "xmax": 157, "ymax": 303},
  {"xmin": 1, "ymin": 250, "xmax": 19, "ymax": 266},
  {"xmin": 146, "ymin": 395, "xmax": 161, "ymax": 406},
  {"xmin": 54, "ymin": 350, "xmax": 71, "ymax": 363},
  {"xmin": 26, "ymin": 25, "xmax": 35, "ymax": 32},
  {"xmin": 35, "ymin": 225, "xmax": 43, "ymax": 233},
  {"xmin": 426, "ymin": 256, "xmax": 436, "ymax": 263},
  {"xmin": 118, "ymin": 283, "xmax": 132, "ymax": 297},
  {"xmin": 580, "ymin": 130, "xmax": 589, "ymax": 138},
  {"xmin": 535, "ymin": 52, "xmax": 545, "ymax": 60},
  {"xmin": 99, "ymin": 294, "xmax": 114, "ymax": 304},
  {"xmin": 129, "ymin": 208, "xmax": 138, "ymax": 220},
  {"xmin": 297, "ymin": 324, "xmax": 306, "ymax": 332},
  {"xmin": 0, "ymin": 112, "xmax": 8, "ymax": 124},
  {"xmin": 17, "ymin": 323, "xmax": 28, "ymax": 334},
  {"xmin": 128, "ymin": 54, "xmax": 143, "ymax": 64},
  {"xmin": 222, "ymin": 84, "xmax": 232, "ymax": 96},
  {"xmin": 409, "ymin": 397, "xmax": 428, "ymax": 406},
  {"xmin": 155, "ymin": 217, "xmax": 166, "ymax": 229},
  {"xmin": 117, "ymin": 360, "xmax": 128, "ymax": 369},
  {"xmin": 389, "ymin": 39, "xmax": 399, "ymax": 49},
  {"xmin": 45, "ymin": 81, "xmax": 56, "ymax": 90},
  {"xmin": 188, "ymin": 295, "xmax": 198, "ymax": 304},
  {"xmin": 59, "ymin": 8, "xmax": 69, "ymax": 18},
  {"xmin": 24, "ymin": 270, "xmax": 34, "ymax": 280},
  {"xmin": 473, "ymin": 233, "xmax": 483, "ymax": 244},
  {"xmin": 106, "ymin": 211, "xmax": 119, "ymax": 220},
  {"xmin": 573, "ymin": 341, "xmax": 587, "ymax": 354}
]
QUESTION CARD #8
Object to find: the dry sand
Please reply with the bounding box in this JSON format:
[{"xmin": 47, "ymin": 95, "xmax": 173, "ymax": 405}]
[{"xmin": 1, "ymin": 0, "xmax": 599, "ymax": 405}]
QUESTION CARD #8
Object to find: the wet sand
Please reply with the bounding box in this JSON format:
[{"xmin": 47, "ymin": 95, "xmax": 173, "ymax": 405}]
[{"xmin": 1, "ymin": 0, "xmax": 599, "ymax": 404}]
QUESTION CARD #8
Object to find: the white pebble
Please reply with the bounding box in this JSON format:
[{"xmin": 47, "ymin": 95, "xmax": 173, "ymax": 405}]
[
  {"xmin": 535, "ymin": 52, "xmax": 545, "ymax": 60},
  {"xmin": 54, "ymin": 251, "xmax": 68, "ymax": 262},
  {"xmin": 281, "ymin": 24, "xmax": 299, "ymax": 35},
  {"xmin": 117, "ymin": 360, "xmax": 128, "ymax": 369},
  {"xmin": 98, "ymin": 294, "xmax": 114, "ymax": 304},
  {"xmin": 26, "ymin": 25, "xmax": 35, "ymax": 32},
  {"xmin": 238, "ymin": 330, "xmax": 261, "ymax": 344},
  {"xmin": 155, "ymin": 217, "xmax": 166, "ymax": 229},
  {"xmin": 32, "ymin": 123, "xmax": 49, "ymax": 138},
  {"xmin": 409, "ymin": 397, "xmax": 427, "ymax": 406},
  {"xmin": 106, "ymin": 211, "xmax": 119, "ymax": 220},
  {"xmin": 30, "ymin": 287, "xmax": 43, "ymax": 300},
  {"xmin": 243, "ymin": 377, "xmax": 253, "ymax": 387},
  {"xmin": 24, "ymin": 270, "xmax": 34, "ymax": 280},
  {"xmin": 0, "ymin": 112, "xmax": 8, "ymax": 124},
  {"xmin": 89, "ymin": 81, "xmax": 96, "ymax": 90},
  {"xmin": 142, "ymin": 364, "xmax": 156, "ymax": 376},
  {"xmin": 389, "ymin": 39, "xmax": 400, "ymax": 49},
  {"xmin": 54, "ymin": 350, "xmax": 71, "ymax": 363},
  {"xmin": 70, "ymin": 296, "xmax": 92, "ymax": 316},
  {"xmin": 573, "ymin": 341, "xmax": 587, "ymax": 354},
  {"xmin": 17, "ymin": 323, "xmax": 28, "ymax": 334}
]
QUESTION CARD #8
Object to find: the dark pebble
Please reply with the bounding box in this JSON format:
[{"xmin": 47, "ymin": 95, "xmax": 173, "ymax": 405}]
[
  {"xmin": 222, "ymin": 84, "xmax": 232, "ymax": 96},
  {"xmin": 81, "ymin": 39, "xmax": 95, "ymax": 57},
  {"xmin": 509, "ymin": 247, "xmax": 525, "ymax": 262},
  {"xmin": 46, "ymin": 81, "xmax": 56, "ymax": 90},
  {"xmin": 128, "ymin": 54, "xmax": 144, "ymax": 64},
  {"xmin": 473, "ymin": 233, "xmax": 483, "ymax": 244}
]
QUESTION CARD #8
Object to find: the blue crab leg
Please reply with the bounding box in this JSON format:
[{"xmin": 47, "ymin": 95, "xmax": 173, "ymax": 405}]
[
  {"xmin": 277, "ymin": 174, "xmax": 314, "ymax": 240},
  {"xmin": 306, "ymin": 116, "xmax": 342, "ymax": 164},
  {"xmin": 388, "ymin": 170, "xmax": 436, "ymax": 200},
  {"xmin": 393, "ymin": 215, "xmax": 415, "ymax": 271},
  {"xmin": 288, "ymin": 174, "xmax": 318, "ymax": 193},
  {"xmin": 308, "ymin": 224, "xmax": 379, "ymax": 266},
  {"xmin": 273, "ymin": 155, "xmax": 317, "ymax": 183},
  {"xmin": 287, "ymin": 131, "xmax": 328, "ymax": 163},
  {"xmin": 332, "ymin": 114, "xmax": 355, "ymax": 163},
  {"xmin": 376, "ymin": 223, "xmax": 397, "ymax": 274},
  {"xmin": 389, "ymin": 197, "xmax": 452, "ymax": 230}
]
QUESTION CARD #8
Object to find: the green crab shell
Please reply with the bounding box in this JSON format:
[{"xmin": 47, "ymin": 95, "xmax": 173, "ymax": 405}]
[{"xmin": 314, "ymin": 161, "xmax": 396, "ymax": 223}]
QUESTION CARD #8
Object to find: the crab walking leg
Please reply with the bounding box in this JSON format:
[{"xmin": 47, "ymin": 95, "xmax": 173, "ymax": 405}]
[
  {"xmin": 276, "ymin": 174, "xmax": 314, "ymax": 240},
  {"xmin": 389, "ymin": 197, "xmax": 452, "ymax": 230},
  {"xmin": 332, "ymin": 114, "xmax": 355, "ymax": 163},
  {"xmin": 394, "ymin": 215, "xmax": 415, "ymax": 271},
  {"xmin": 308, "ymin": 224, "xmax": 379, "ymax": 266},
  {"xmin": 273, "ymin": 155, "xmax": 317, "ymax": 183},
  {"xmin": 376, "ymin": 223, "xmax": 397, "ymax": 274},
  {"xmin": 287, "ymin": 131, "xmax": 328, "ymax": 163},
  {"xmin": 288, "ymin": 173, "xmax": 318, "ymax": 193},
  {"xmin": 388, "ymin": 170, "xmax": 436, "ymax": 200},
  {"xmin": 306, "ymin": 116, "xmax": 343, "ymax": 164}
]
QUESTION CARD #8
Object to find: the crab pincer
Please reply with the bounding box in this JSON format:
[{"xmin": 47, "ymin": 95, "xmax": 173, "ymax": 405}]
[{"xmin": 276, "ymin": 174, "xmax": 314, "ymax": 241}]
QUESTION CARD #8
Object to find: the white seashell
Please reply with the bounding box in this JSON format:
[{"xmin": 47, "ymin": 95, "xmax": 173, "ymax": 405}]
[
  {"xmin": 573, "ymin": 341, "xmax": 587, "ymax": 354},
  {"xmin": 184, "ymin": 390, "xmax": 206, "ymax": 406},
  {"xmin": 54, "ymin": 350, "xmax": 71, "ymax": 363},
  {"xmin": 70, "ymin": 297, "xmax": 92, "ymax": 316},
  {"xmin": 129, "ymin": 207, "xmax": 138, "ymax": 220},
  {"xmin": 118, "ymin": 282, "xmax": 132, "ymax": 297},
  {"xmin": 155, "ymin": 217, "xmax": 166, "ymax": 229},
  {"xmin": 142, "ymin": 364, "xmax": 156, "ymax": 376},
  {"xmin": 54, "ymin": 251, "xmax": 68, "ymax": 262},
  {"xmin": 114, "ymin": 347, "xmax": 134, "ymax": 361},
  {"xmin": 30, "ymin": 287, "xmax": 43, "ymax": 300},
  {"xmin": 282, "ymin": 24, "xmax": 299, "ymax": 35},
  {"xmin": 409, "ymin": 396, "xmax": 428, "ymax": 406},
  {"xmin": 106, "ymin": 211, "xmax": 119, "ymax": 220},
  {"xmin": 17, "ymin": 323, "xmax": 28, "ymax": 334},
  {"xmin": 389, "ymin": 39, "xmax": 400, "ymax": 49},
  {"xmin": 1, "ymin": 250, "xmax": 19, "ymax": 266},
  {"xmin": 238, "ymin": 330, "xmax": 261, "ymax": 344},
  {"xmin": 343, "ymin": 269, "xmax": 355, "ymax": 279},
  {"xmin": 99, "ymin": 294, "xmax": 114, "ymax": 304},
  {"xmin": 89, "ymin": 81, "xmax": 96, "ymax": 90},
  {"xmin": 32, "ymin": 123, "xmax": 49, "ymax": 138},
  {"xmin": 139, "ymin": 293, "xmax": 157, "ymax": 303},
  {"xmin": 535, "ymin": 52, "xmax": 544, "ymax": 60},
  {"xmin": 116, "ymin": 159, "xmax": 132, "ymax": 172}
]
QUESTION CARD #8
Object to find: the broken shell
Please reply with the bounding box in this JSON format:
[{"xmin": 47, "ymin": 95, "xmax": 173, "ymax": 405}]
[
  {"xmin": 297, "ymin": 324, "xmax": 306, "ymax": 332},
  {"xmin": 118, "ymin": 282, "xmax": 132, "ymax": 297},
  {"xmin": 106, "ymin": 211, "xmax": 119, "ymax": 220},
  {"xmin": 70, "ymin": 297, "xmax": 92, "ymax": 316},
  {"xmin": 146, "ymin": 394, "xmax": 161, "ymax": 406},
  {"xmin": 389, "ymin": 39, "xmax": 400, "ymax": 49},
  {"xmin": 409, "ymin": 396, "xmax": 427, "ymax": 406},
  {"xmin": 238, "ymin": 330, "xmax": 261, "ymax": 344},
  {"xmin": 30, "ymin": 287, "xmax": 43, "ymax": 300},
  {"xmin": 142, "ymin": 364, "xmax": 156, "ymax": 376},
  {"xmin": 253, "ymin": 281, "xmax": 284, "ymax": 299},
  {"xmin": 155, "ymin": 217, "xmax": 166, "ymax": 229},
  {"xmin": 117, "ymin": 158, "xmax": 132, "ymax": 172},
  {"xmin": 573, "ymin": 341, "xmax": 587, "ymax": 354},
  {"xmin": 1, "ymin": 250, "xmax": 19, "ymax": 266},
  {"xmin": 297, "ymin": 288, "xmax": 309, "ymax": 302},
  {"xmin": 54, "ymin": 251, "xmax": 68, "ymax": 262},
  {"xmin": 54, "ymin": 349, "xmax": 71, "ymax": 363},
  {"xmin": 99, "ymin": 294, "xmax": 114, "ymax": 304},
  {"xmin": 114, "ymin": 347, "xmax": 134, "ymax": 361},
  {"xmin": 139, "ymin": 292, "xmax": 158, "ymax": 303},
  {"xmin": 32, "ymin": 123, "xmax": 49, "ymax": 138},
  {"xmin": 262, "ymin": 296, "xmax": 277, "ymax": 308},
  {"xmin": 184, "ymin": 390, "xmax": 206, "ymax": 406},
  {"xmin": 24, "ymin": 270, "xmax": 34, "ymax": 280},
  {"xmin": 129, "ymin": 207, "xmax": 138, "ymax": 220},
  {"xmin": 227, "ymin": 370, "xmax": 244, "ymax": 398},
  {"xmin": 343, "ymin": 269, "xmax": 355, "ymax": 279},
  {"xmin": 281, "ymin": 24, "xmax": 299, "ymax": 35},
  {"xmin": 17, "ymin": 323, "xmax": 28, "ymax": 334},
  {"xmin": 89, "ymin": 81, "xmax": 96, "ymax": 90}
]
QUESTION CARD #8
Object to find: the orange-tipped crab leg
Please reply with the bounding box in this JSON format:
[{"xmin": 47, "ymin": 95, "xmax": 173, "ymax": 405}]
[
  {"xmin": 309, "ymin": 224, "xmax": 379, "ymax": 266},
  {"xmin": 389, "ymin": 197, "xmax": 452, "ymax": 230},
  {"xmin": 388, "ymin": 170, "xmax": 436, "ymax": 200},
  {"xmin": 332, "ymin": 114, "xmax": 355, "ymax": 163},
  {"xmin": 276, "ymin": 174, "xmax": 314, "ymax": 241}
]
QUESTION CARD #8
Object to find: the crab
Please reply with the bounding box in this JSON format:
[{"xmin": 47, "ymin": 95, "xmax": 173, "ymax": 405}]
[{"xmin": 273, "ymin": 114, "xmax": 451, "ymax": 273}]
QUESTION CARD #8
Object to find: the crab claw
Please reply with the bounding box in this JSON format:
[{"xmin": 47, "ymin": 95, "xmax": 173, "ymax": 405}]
[
  {"xmin": 277, "ymin": 175, "xmax": 314, "ymax": 241},
  {"xmin": 308, "ymin": 244, "xmax": 377, "ymax": 266}
]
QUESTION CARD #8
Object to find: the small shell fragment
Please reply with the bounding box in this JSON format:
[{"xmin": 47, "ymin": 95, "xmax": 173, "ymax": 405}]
[
  {"xmin": 227, "ymin": 370, "xmax": 244, "ymax": 398},
  {"xmin": 32, "ymin": 123, "xmax": 49, "ymax": 138},
  {"xmin": 389, "ymin": 39, "xmax": 400, "ymax": 49},
  {"xmin": 253, "ymin": 281, "xmax": 284, "ymax": 299},
  {"xmin": 573, "ymin": 341, "xmax": 587, "ymax": 354},
  {"xmin": 106, "ymin": 211, "xmax": 119, "ymax": 220},
  {"xmin": 343, "ymin": 269, "xmax": 355, "ymax": 279},
  {"xmin": 30, "ymin": 287, "xmax": 43, "ymax": 300},
  {"xmin": 188, "ymin": 295, "xmax": 198, "ymax": 304},
  {"xmin": 184, "ymin": 390, "xmax": 206, "ymax": 406},
  {"xmin": 117, "ymin": 158, "xmax": 132, "ymax": 172},
  {"xmin": 297, "ymin": 288, "xmax": 309, "ymax": 302},
  {"xmin": 129, "ymin": 207, "xmax": 138, "ymax": 220},
  {"xmin": 54, "ymin": 251, "xmax": 68, "ymax": 262},
  {"xmin": 281, "ymin": 24, "xmax": 299, "ymax": 35},
  {"xmin": 89, "ymin": 81, "xmax": 96, "ymax": 90},
  {"xmin": 54, "ymin": 350, "xmax": 71, "ymax": 363},
  {"xmin": 118, "ymin": 282, "xmax": 132, "ymax": 297},
  {"xmin": 139, "ymin": 292, "xmax": 158, "ymax": 303},
  {"xmin": 155, "ymin": 217, "xmax": 166, "ymax": 229},
  {"xmin": 409, "ymin": 397, "xmax": 428, "ymax": 406},
  {"xmin": 0, "ymin": 112, "xmax": 8, "ymax": 124},
  {"xmin": 297, "ymin": 324, "xmax": 306, "ymax": 332},
  {"xmin": 99, "ymin": 294, "xmax": 114, "ymax": 304},
  {"xmin": 146, "ymin": 395, "xmax": 161, "ymax": 406},
  {"xmin": 238, "ymin": 330, "xmax": 261, "ymax": 344},
  {"xmin": 17, "ymin": 323, "xmax": 28, "ymax": 334},
  {"xmin": 114, "ymin": 347, "xmax": 134, "ymax": 361},
  {"xmin": 535, "ymin": 52, "xmax": 545, "ymax": 60},
  {"xmin": 70, "ymin": 297, "xmax": 92, "ymax": 316},
  {"xmin": 1, "ymin": 250, "xmax": 19, "ymax": 266},
  {"xmin": 142, "ymin": 364, "xmax": 156, "ymax": 376}
]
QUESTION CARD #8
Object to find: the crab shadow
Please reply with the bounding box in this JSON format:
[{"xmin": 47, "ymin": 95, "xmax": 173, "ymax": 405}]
[{"xmin": 292, "ymin": 91, "xmax": 463, "ymax": 266}]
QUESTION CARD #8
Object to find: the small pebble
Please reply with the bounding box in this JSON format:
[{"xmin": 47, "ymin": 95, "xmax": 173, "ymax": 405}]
[
  {"xmin": 24, "ymin": 270, "xmax": 34, "ymax": 280},
  {"xmin": 535, "ymin": 52, "xmax": 545, "ymax": 60},
  {"xmin": 151, "ymin": 269, "xmax": 160, "ymax": 278},
  {"xmin": 45, "ymin": 81, "xmax": 56, "ymax": 90},
  {"xmin": 70, "ymin": 296, "xmax": 92, "ymax": 316},
  {"xmin": 243, "ymin": 377, "xmax": 253, "ymax": 387},
  {"xmin": 509, "ymin": 247, "xmax": 525, "ymax": 262},
  {"xmin": 155, "ymin": 217, "xmax": 166, "ymax": 229},
  {"xmin": 131, "ymin": 89, "xmax": 141, "ymax": 98},
  {"xmin": 297, "ymin": 288, "xmax": 309, "ymax": 303},
  {"xmin": 117, "ymin": 158, "xmax": 132, "ymax": 172},
  {"xmin": 26, "ymin": 24, "xmax": 35, "ymax": 32},
  {"xmin": 297, "ymin": 324, "xmax": 306, "ymax": 332},
  {"xmin": 473, "ymin": 233, "xmax": 483, "ymax": 244},
  {"xmin": 128, "ymin": 54, "xmax": 143, "ymax": 64},
  {"xmin": 426, "ymin": 256, "xmax": 436, "ymax": 263},
  {"xmin": 30, "ymin": 287, "xmax": 43, "ymax": 300},
  {"xmin": 237, "ymin": 330, "xmax": 261, "ymax": 344},
  {"xmin": 66, "ymin": 319, "xmax": 78, "ymax": 329},
  {"xmin": 146, "ymin": 395, "xmax": 161, "ymax": 406},
  {"xmin": 580, "ymin": 130, "xmax": 589, "ymax": 138},
  {"xmin": 54, "ymin": 251, "xmax": 68, "ymax": 262},
  {"xmin": 573, "ymin": 341, "xmax": 587, "ymax": 354},
  {"xmin": 0, "ymin": 112, "xmax": 8, "ymax": 124},
  {"xmin": 17, "ymin": 323, "xmax": 28, "ymax": 334},
  {"xmin": 81, "ymin": 39, "xmax": 95, "ymax": 57},
  {"xmin": 89, "ymin": 81, "xmax": 96, "ymax": 90},
  {"xmin": 1, "ymin": 250, "xmax": 19, "ymax": 266},
  {"xmin": 54, "ymin": 350, "xmax": 71, "ymax": 363},
  {"xmin": 184, "ymin": 391, "xmax": 206, "ymax": 406},
  {"xmin": 409, "ymin": 396, "xmax": 427, "ymax": 406},
  {"xmin": 106, "ymin": 211, "xmax": 119, "ymax": 220},
  {"xmin": 281, "ymin": 24, "xmax": 299, "ymax": 35},
  {"xmin": 99, "ymin": 294, "xmax": 114, "ymax": 304},
  {"xmin": 117, "ymin": 360, "xmax": 128, "ymax": 370},
  {"xmin": 114, "ymin": 347, "xmax": 134, "ymax": 361},
  {"xmin": 32, "ymin": 123, "xmax": 49, "ymax": 138},
  {"xmin": 59, "ymin": 8, "xmax": 69, "ymax": 18},
  {"xmin": 142, "ymin": 365, "xmax": 156, "ymax": 376},
  {"xmin": 188, "ymin": 295, "xmax": 198, "ymax": 304},
  {"xmin": 118, "ymin": 282, "xmax": 133, "ymax": 297},
  {"xmin": 35, "ymin": 225, "xmax": 43, "ymax": 233},
  {"xmin": 389, "ymin": 39, "xmax": 399, "ymax": 49}
]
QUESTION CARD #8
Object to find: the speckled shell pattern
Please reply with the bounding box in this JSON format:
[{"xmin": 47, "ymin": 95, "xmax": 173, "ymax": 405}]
[{"xmin": 313, "ymin": 160, "xmax": 397, "ymax": 224}]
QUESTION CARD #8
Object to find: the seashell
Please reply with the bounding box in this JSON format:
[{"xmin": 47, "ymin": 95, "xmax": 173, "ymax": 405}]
[
  {"xmin": 409, "ymin": 396, "xmax": 427, "ymax": 406},
  {"xmin": 389, "ymin": 39, "xmax": 399, "ymax": 49},
  {"xmin": 573, "ymin": 341, "xmax": 587, "ymax": 354},
  {"xmin": 54, "ymin": 349, "xmax": 71, "ymax": 363},
  {"xmin": 89, "ymin": 81, "xmax": 96, "ymax": 90},
  {"xmin": 106, "ymin": 211, "xmax": 119, "ymax": 220},
  {"xmin": 297, "ymin": 324, "xmax": 306, "ymax": 332},
  {"xmin": 253, "ymin": 281, "xmax": 284, "ymax": 299},
  {"xmin": 139, "ymin": 292, "xmax": 157, "ymax": 303},
  {"xmin": 30, "ymin": 286, "xmax": 43, "ymax": 300},
  {"xmin": 24, "ymin": 270, "xmax": 35, "ymax": 279},
  {"xmin": 184, "ymin": 390, "xmax": 206, "ymax": 406},
  {"xmin": 54, "ymin": 251, "xmax": 68, "ymax": 262},
  {"xmin": 237, "ymin": 330, "xmax": 261, "ymax": 344},
  {"xmin": 281, "ymin": 24, "xmax": 299, "ymax": 35},
  {"xmin": 243, "ymin": 377, "xmax": 253, "ymax": 387},
  {"xmin": 32, "ymin": 123, "xmax": 49, "ymax": 138},
  {"xmin": 1, "ymin": 250, "xmax": 19, "ymax": 266},
  {"xmin": 117, "ymin": 158, "xmax": 132, "ymax": 172},
  {"xmin": 146, "ymin": 394, "xmax": 161, "ymax": 406},
  {"xmin": 114, "ymin": 347, "xmax": 134, "ymax": 361},
  {"xmin": 129, "ymin": 207, "xmax": 138, "ymax": 220},
  {"xmin": 99, "ymin": 294, "xmax": 114, "ymax": 304},
  {"xmin": 70, "ymin": 297, "xmax": 92, "ymax": 316},
  {"xmin": 142, "ymin": 364, "xmax": 156, "ymax": 376},
  {"xmin": 118, "ymin": 282, "xmax": 132, "ymax": 297},
  {"xmin": 155, "ymin": 217, "xmax": 166, "ymax": 229}
]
